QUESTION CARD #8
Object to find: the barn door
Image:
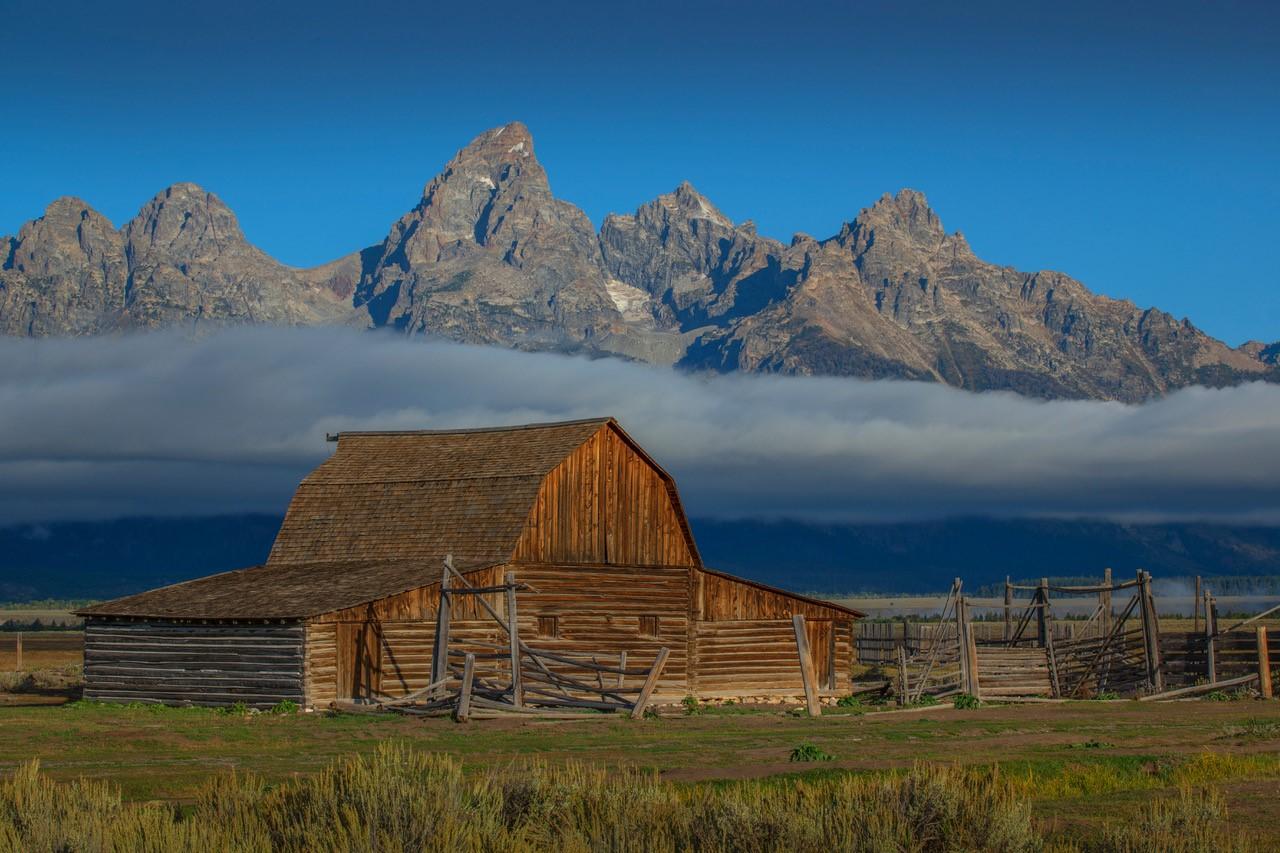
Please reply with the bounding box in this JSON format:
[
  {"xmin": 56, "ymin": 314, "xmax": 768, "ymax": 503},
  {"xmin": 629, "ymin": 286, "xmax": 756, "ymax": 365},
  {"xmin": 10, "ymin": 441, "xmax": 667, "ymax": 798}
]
[
  {"xmin": 805, "ymin": 620, "xmax": 835, "ymax": 690},
  {"xmin": 336, "ymin": 622, "xmax": 383, "ymax": 700}
]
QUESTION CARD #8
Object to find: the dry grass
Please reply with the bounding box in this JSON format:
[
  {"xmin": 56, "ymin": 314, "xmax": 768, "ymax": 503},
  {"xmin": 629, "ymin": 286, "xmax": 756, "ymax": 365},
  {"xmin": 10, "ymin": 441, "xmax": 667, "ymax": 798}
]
[
  {"xmin": 0, "ymin": 664, "xmax": 81, "ymax": 695},
  {"xmin": 1, "ymin": 742, "xmax": 1259, "ymax": 852},
  {"xmin": 0, "ymin": 744, "xmax": 1043, "ymax": 852},
  {"xmin": 1091, "ymin": 786, "xmax": 1254, "ymax": 852}
]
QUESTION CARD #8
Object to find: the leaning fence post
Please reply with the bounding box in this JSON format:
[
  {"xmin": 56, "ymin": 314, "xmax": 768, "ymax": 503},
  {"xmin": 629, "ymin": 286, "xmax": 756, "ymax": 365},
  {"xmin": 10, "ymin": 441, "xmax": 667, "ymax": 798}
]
[
  {"xmin": 14, "ymin": 632, "xmax": 21, "ymax": 671},
  {"xmin": 630, "ymin": 647, "xmax": 670, "ymax": 719},
  {"xmin": 793, "ymin": 613, "xmax": 821, "ymax": 717},
  {"xmin": 1100, "ymin": 568, "xmax": 1113, "ymax": 638},
  {"xmin": 1257, "ymin": 627, "xmax": 1273, "ymax": 700},
  {"xmin": 1036, "ymin": 578, "xmax": 1049, "ymax": 648},
  {"xmin": 456, "ymin": 652, "xmax": 476, "ymax": 721}
]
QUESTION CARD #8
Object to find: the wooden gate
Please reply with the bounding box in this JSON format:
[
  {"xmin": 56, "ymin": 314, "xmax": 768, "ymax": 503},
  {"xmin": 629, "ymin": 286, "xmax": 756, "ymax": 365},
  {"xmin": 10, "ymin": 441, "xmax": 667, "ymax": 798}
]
[{"xmin": 336, "ymin": 622, "xmax": 383, "ymax": 700}]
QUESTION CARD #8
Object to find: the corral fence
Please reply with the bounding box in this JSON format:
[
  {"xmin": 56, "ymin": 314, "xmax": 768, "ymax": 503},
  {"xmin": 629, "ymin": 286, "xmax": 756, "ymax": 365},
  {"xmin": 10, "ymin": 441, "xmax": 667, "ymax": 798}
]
[
  {"xmin": 855, "ymin": 571, "xmax": 1278, "ymax": 703},
  {"xmin": 857, "ymin": 620, "xmax": 1084, "ymax": 664}
]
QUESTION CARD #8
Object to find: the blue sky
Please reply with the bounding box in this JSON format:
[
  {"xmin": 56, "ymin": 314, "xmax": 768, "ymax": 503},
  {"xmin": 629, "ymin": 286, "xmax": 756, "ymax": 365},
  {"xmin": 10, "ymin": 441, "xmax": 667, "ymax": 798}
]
[{"xmin": 3, "ymin": 0, "xmax": 1277, "ymax": 344}]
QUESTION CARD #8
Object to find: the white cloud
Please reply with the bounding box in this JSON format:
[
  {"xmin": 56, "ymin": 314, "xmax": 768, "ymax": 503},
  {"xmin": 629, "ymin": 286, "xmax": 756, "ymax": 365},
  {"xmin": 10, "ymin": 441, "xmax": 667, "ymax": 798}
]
[{"xmin": 0, "ymin": 326, "xmax": 1278, "ymax": 525}]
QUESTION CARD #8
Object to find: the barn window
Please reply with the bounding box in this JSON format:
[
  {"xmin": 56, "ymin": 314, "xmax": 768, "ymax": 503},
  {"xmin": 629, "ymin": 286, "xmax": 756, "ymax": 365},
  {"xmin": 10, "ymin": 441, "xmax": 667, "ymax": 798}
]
[
  {"xmin": 536, "ymin": 616, "xmax": 559, "ymax": 638},
  {"xmin": 639, "ymin": 615, "xmax": 659, "ymax": 637}
]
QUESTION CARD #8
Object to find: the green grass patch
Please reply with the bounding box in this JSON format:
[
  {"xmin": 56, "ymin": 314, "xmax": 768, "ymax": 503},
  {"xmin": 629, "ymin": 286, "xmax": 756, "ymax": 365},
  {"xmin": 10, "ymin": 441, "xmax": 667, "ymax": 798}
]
[{"xmin": 788, "ymin": 743, "xmax": 834, "ymax": 762}]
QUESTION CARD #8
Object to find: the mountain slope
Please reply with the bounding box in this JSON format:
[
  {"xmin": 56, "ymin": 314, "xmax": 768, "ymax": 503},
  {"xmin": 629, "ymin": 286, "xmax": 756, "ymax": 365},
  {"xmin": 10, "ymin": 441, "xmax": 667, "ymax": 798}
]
[{"xmin": 2, "ymin": 122, "xmax": 1274, "ymax": 400}]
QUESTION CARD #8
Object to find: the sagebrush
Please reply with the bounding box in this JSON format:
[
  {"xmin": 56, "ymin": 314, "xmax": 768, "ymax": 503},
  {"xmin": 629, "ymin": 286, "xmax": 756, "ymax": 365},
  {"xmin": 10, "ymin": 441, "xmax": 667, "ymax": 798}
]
[
  {"xmin": 0, "ymin": 743, "xmax": 1040, "ymax": 852},
  {"xmin": 0, "ymin": 742, "xmax": 1253, "ymax": 852}
]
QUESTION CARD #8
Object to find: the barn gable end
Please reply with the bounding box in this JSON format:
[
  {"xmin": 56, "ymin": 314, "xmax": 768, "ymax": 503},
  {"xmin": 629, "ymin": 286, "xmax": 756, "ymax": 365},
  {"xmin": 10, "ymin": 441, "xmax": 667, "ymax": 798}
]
[{"xmin": 512, "ymin": 422, "xmax": 698, "ymax": 567}]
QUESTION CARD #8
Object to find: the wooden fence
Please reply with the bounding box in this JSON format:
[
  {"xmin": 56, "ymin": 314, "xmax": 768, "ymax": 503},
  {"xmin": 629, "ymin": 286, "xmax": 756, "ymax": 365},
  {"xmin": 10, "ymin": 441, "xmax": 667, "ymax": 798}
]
[
  {"xmin": 1161, "ymin": 630, "xmax": 1280, "ymax": 688},
  {"xmin": 856, "ymin": 571, "xmax": 1279, "ymax": 702},
  {"xmin": 857, "ymin": 620, "xmax": 1085, "ymax": 664}
]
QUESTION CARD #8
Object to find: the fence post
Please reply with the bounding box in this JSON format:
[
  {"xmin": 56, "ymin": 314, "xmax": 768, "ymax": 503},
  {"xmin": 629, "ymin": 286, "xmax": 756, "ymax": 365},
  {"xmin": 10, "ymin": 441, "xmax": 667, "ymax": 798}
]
[
  {"xmin": 1145, "ymin": 570, "xmax": 1163, "ymax": 692},
  {"xmin": 504, "ymin": 571, "xmax": 523, "ymax": 708},
  {"xmin": 1257, "ymin": 627, "xmax": 1273, "ymax": 700},
  {"xmin": 1036, "ymin": 578, "xmax": 1050, "ymax": 648},
  {"xmin": 957, "ymin": 595, "xmax": 978, "ymax": 696},
  {"xmin": 1003, "ymin": 577, "xmax": 1012, "ymax": 642},
  {"xmin": 896, "ymin": 643, "xmax": 910, "ymax": 705},
  {"xmin": 430, "ymin": 560, "xmax": 453, "ymax": 698},
  {"xmin": 1137, "ymin": 570, "xmax": 1154, "ymax": 690},
  {"xmin": 1194, "ymin": 575, "xmax": 1202, "ymax": 633},
  {"xmin": 1204, "ymin": 589, "xmax": 1217, "ymax": 684},
  {"xmin": 1137, "ymin": 571, "xmax": 1163, "ymax": 692},
  {"xmin": 14, "ymin": 632, "xmax": 21, "ymax": 671},
  {"xmin": 967, "ymin": 604, "xmax": 981, "ymax": 697},
  {"xmin": 1100, "ymin": 568, "xmax": 1113, "ymax": 638}
]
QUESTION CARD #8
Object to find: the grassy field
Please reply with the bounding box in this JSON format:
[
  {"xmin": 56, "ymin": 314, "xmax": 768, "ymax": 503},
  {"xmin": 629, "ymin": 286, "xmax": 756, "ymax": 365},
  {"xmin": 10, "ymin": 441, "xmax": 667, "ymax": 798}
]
[
  {"xmin": 1, "ymin": 695, "xmax": 1278, "ymax": 847},
  {"xmin": 2, "ymin": 630, "xmax": 1278, "ymax": 848}
]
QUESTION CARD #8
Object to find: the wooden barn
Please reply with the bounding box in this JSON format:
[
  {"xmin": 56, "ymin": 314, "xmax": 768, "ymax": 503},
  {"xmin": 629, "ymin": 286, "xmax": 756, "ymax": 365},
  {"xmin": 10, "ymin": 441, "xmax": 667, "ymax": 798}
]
[{"xmin": 77, "ymin": 418, "xmax": 861, "ymax": 710}]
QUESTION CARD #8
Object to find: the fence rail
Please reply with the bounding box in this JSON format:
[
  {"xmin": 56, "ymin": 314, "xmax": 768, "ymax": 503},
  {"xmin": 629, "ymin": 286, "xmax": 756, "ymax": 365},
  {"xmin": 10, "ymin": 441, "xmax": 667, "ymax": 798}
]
[{"xmin": 857, "ymin": 621, "xmax": 1087, "ymax": 663}]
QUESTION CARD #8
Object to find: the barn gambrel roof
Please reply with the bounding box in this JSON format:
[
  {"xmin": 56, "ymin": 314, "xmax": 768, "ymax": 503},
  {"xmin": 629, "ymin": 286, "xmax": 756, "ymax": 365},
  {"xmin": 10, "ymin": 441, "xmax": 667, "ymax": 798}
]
[{"xmin": 78, "ymin": 418, "xmax": 705, "ymax": 619}]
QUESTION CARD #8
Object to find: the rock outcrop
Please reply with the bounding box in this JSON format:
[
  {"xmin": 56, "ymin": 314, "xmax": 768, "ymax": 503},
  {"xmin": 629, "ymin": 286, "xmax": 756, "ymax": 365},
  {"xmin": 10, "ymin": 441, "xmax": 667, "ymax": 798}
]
[{"xmin": 2, "ymin": 122, "xmax": 1275, "ymax": 401}]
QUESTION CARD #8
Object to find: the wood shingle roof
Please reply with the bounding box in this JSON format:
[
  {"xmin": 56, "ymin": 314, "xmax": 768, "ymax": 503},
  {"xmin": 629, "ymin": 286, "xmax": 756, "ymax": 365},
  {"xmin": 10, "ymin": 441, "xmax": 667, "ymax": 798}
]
[
  {"xmin": 80, "ymin": 418, "xmax": 615, "ymax": 619},
  {"xmin": 267, "ymin": 418, "xmax": 611, "ymax": 566},
  {"xmin": 76, "ymin": 559, "xmax": 461, "ymax": 620}
]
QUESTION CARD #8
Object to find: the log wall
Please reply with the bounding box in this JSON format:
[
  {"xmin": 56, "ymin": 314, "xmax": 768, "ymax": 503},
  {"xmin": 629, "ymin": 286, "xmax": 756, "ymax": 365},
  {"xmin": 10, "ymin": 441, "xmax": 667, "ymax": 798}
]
[
  {"xmin": 83, "ymin": 619, "xmax": 305, "ymax": 708},
  {"xmin": 306, "ymin": 561, "xmax": 694, "ymax": 705},
  {"xmin": 692, "ymin": 620, "xmax": 852, "ymax": 695}
]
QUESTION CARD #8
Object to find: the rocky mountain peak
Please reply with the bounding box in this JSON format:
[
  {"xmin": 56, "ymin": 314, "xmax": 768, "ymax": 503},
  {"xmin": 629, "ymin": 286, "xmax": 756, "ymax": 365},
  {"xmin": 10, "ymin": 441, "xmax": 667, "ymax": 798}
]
[
  {"xmin": 453, "ymin": 121, "xmax": 535, "ymax": 166},
  {"xmin": 430, "ymin": 122, "xmax": 546, "ymax": 200},
  {"xmin": 353, "ymin": 122, "xmax": 618, "ymax": 348},
  {"xmin": 123, "ymin": 183, "xmax": 246, "ymax": 262},
  {"xmin": 663, "ymin": 181, "xmax": 733, "ymax": 227},
  {"xmin": 828, "ymin": 188, "xmax": 947, "ymax": 265},
  {"xmin": 41, "ymin": 196, "xmax": 100, "ymax": 219},
  {"xmin": 398, "ymin": 122, "xmax": 562, "ymax": 253},
  {"xmin": 5, "ymin": 197, "xmax": 121, "ymax": 279},
  {"xmin": 859, "ymin": 189, "xmax": 945, "ymax": 246}
]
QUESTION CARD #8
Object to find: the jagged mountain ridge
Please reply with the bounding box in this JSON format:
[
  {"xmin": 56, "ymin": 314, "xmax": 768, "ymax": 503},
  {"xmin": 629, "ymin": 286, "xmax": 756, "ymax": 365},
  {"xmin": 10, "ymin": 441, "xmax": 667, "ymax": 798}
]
[
  {"xmin": 2, "ymin": 121, "xmax": 1275, "ymax": 401},
  {"xmin": 1, "ymin": 184, "xmax": 356, "ymax": 336}
]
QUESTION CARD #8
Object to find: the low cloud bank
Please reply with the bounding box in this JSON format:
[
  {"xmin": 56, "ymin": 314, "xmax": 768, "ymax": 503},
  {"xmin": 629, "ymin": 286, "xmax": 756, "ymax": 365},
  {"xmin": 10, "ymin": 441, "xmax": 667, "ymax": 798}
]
[{"xmin": 0, "ymin": 327, "xmax": 1278, "ymax": 525}]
